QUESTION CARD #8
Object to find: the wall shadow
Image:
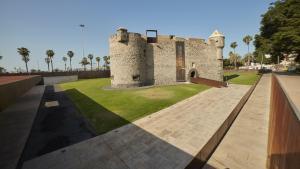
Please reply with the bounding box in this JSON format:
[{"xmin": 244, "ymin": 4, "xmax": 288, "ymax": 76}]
[
  {"xmin": 21, "ymin": 88, "xmax": 219, "ymax": 169},
  {"xmin": 223, "ymin": 74, "xmax": 239, "ymax": 81},
  {"xmin": 18, "ymin": 86, "xmax": 95, "ymax": 168},
  {"xmin": 268, "ymin": 153, "xmax": 300, "ymax": 169},
  {"xmin": 145, "ymin": 44, "xmax": 155, "ymax": 85},
  {"xmin": 64, "ymin": 89, "xmax": 129, "ymax": 134}
]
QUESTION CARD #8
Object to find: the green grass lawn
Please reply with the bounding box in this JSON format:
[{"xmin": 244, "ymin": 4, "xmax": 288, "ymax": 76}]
[
  {"xmin": 224, "ymin": 71, "xmax": 261, "ymax": 85},
  {"xmin": 59, "ymin": 78, "xmax": 210, "ymax": 134}
]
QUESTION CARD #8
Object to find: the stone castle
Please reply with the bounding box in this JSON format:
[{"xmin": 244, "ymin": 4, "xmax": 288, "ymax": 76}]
[{"xmin": 109, "ymin": 28, "xmax": 225, "ymax": 88}]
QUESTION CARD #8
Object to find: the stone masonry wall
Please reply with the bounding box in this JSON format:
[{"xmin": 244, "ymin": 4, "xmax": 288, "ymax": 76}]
[
  {"xmin": 109, "ymin": 33, "xmax": 146, "ymax": 87},
  {"xmin": 185, "ymin": 39, "xmax": 223, "ymax": 81},
  {"xmin": 109, "ymin": 29, "xmax": 224, "ymax": 88},
  {"xmin": 147, "ymin": 38, "xmax": 177, "ymax": 85}
]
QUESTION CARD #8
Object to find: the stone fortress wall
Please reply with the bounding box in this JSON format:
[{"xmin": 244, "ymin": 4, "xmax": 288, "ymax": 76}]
[{"xmin": 109, "ymin": 28, "xmax": 224, "ymax": 88}]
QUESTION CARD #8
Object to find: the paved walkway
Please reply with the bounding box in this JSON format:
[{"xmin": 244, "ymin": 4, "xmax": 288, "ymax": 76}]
[
  {"xmin": 23, "ymin": 84, "xmax": 250, "ymax": 169},
  {"xmin": 0, "ymin": 85, "xmax": 44, "ymax": 169},
  {"xmin": 20, "ymin": 85, "xmax": 95, "ymax": 163},
  {"xmin": 203, "ymin": 74, "xmax": 271, "ymax": 169}
]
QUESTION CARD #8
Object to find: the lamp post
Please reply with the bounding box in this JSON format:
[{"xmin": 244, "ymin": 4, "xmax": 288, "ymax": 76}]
[{"xmin": 79, "ymin": 24, "xmax": 85, "ymax": 59}]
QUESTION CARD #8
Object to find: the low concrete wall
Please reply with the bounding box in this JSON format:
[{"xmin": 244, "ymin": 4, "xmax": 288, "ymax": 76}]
[
  {"xmin": 43, "ymin": 75, "xmax": 78, "ymax": 85},
  {"xmin": 0, "ymin": 75, "xmax": 42, "ymax": 111},
  {"xmin": 0, "ymin": 70, "xmax": 110, "ymax": 79},
  {"xmin": 224, "ymin": 69, "xmax": 258, "ymax": 73},
  {"xmin": 191, "ymin": 77, "xmax": 227, "ymax": 88},
  {"xmin": 267, "ymin": 74, "xmax": 300, "ymax": 169}
]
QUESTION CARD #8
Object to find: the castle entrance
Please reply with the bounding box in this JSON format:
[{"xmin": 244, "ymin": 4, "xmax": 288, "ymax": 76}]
[{"xmin": 176, "ymin": 41, "xmax": 185, "ymax": 82}]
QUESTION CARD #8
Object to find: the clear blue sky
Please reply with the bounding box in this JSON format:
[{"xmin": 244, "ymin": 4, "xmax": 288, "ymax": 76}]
[{"xmin": 0, "ymin": 0, "xmax": 273, "ymax": 72}]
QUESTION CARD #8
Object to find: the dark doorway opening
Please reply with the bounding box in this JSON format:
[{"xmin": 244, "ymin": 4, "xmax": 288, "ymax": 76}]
[
  {"xmin": 188, "ymin": 69, "xmax": 198, "ymax": 82},
  {"xmin": 190, "ymin": 71, "xmax": 196, "ymax": 78}
]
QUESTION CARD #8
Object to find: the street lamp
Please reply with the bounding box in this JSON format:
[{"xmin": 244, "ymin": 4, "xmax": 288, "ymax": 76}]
[{"xmin": 79, "ymin": 24, "xmax": 85, "ymax": 59}]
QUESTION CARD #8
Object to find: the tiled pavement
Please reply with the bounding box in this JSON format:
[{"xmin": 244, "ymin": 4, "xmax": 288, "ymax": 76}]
[
  {"xmin": 22, "ymin": 84, "xmax": 250, "ymax": 169},
  {"xmin": 203, "ymin": 74, "xmax": 271, "ymax": 169},
  {"xmin": 0, "ymin": 86, "xmax": 45, "ymax": 169},
  {"xmin": 19, "ymin": 85, "xmax": 95, "ymax": 163}
]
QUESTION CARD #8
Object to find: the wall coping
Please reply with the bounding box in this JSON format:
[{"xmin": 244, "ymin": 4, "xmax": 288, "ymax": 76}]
[{"xmin": 274, "ymin": 73, "xmax": 300, "ymax": 121}]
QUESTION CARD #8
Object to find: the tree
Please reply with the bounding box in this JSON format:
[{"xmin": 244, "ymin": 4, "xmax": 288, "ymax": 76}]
[
  {"xmin": 243, "ymin": 35, "xmax": 253, "ymax": 65},
  {"xmin": 223, "ymin": 59, "xmax": 231, "ymax": 68},
  {"xmin": 0, "ymin": 67, "xmax": 5, "ymax": 73},
  {"xmin": 87, "ymin": 54, "xmax": 93, "ymax": 71},
  {"xmin": 254, "ymin": 0, "xmax": 300, "ymax": 63},
  {"xmin": 253, "ymin": 51, "xmax": 272, "ymax": 65},
  {"xmin": 80, "ymin": 57, "xmax": 90, "ymax": 71},
  {"xmin": 0, "ymin": 56, "xmax": 4, "ymax": 73},
  {"xmin": 45, "ymin": 57, "xmax": 50, "ymax": 72},
  {"xmin": 95, "ymin": 56, "xmax": 101, "ymax": 70},
  {"xmin": 67, "ymin": 51, "xmax": 74, "ymax": 71},
  {"xmin": 229, "ymin": 51, "xmax": 237, "ymax": 69},
  {"xmin": 230, "ymin": 42, "xmax": 238, "ymax": 54},
  {"xmin": 243, "ymin": 53, "xmax": 253, "ymax": 65},
  {"xmin": 31, "ymin": 69, "xmax": 37, "ymax": 73},
  {"xmin": 17, "ymin": 47, "xmax": 30, "ymax": 73},
  {"xmin": 46, "ymin": 50, "xmax": 55, "ymax": 72},
  {"xmin": 254, "ymin": 35, "xmax": 273, "ymax": 63},
  {"xmin": 62, "ymin": 56, "xmax": 68, "ymax": 71},
  {"xmin": 103, "ymin": 55, "xmax": 110, "ymax": 70},
  {"xmin": 230, "ymin": 42, "xmax": 238, "ymax": 69}
]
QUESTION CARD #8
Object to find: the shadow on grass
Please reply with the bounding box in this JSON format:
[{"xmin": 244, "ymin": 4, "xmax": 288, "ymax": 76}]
[
  {"xmin": 36, "ymin": 88, "xmax": 219, "ymax": 169},
  {"xmin": 223, "ymin": 74, "xmax": 240, "ymax": 81},
  {"xmin": 64, "ymin": 88, "xmax": 129, "ymax": 135}
]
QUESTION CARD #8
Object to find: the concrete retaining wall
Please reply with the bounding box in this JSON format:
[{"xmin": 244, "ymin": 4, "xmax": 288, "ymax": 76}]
[
  {"xmin": 43, "ymin": 75, "xmax": 78, "ymax": 85},
  {"xmin": 0, "ymin": 75, "xmax": 42, "ymax": 111},
  {"xmin": 0, "ymin": 70, "xmax": 110, "ymax": 79}
]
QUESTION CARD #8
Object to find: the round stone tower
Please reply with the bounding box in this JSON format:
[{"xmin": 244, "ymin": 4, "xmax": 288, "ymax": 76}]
[
  {"xmin": 208, "ymin": 30, "xmax": 225, "ymax": 81},
  {"xmin": 109, "ymin": 28, "xmax": 146, "ymax": 88}
]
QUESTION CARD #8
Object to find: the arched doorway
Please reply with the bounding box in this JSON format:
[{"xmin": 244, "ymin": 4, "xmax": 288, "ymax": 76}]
[{"xmin": 188, "ymin": 68, "xmax": 198, "ymax": 82}]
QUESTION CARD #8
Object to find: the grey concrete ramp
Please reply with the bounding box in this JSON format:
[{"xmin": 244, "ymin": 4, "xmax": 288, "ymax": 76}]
[
  {"xmin": 22, "ymin": 84, "xmax": 250, "ymax": 169},
  {"xmin": 0, "ymin": 85, "xmax": 45, "ymax": 169},
  {"xmin": 203, "ymin": 74, "xmax": 271, "ymax": 169}
]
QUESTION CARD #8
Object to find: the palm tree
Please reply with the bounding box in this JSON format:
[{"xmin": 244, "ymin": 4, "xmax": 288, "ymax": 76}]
[
  {"xmin": 230, "ymin": 42, "xmax": 238, "ymax": 54},
  {"xmin": 95, "ymin": 56, "xmax": 101, "ymax": 70},
  {"xmin": 230, "ymin": 42, "xmax": 238, "ymax": 69},
  {"xmin": 243, "ymin": 35, "xmax": 253, "ymax": 65},
  {"xmin": 229, "ymin": 51, "xmax": 236, "ymax": 69},
  {"xmin": 67, "ymin": 51, "xmax": 74, "ymax": 71},
  {"xmin": 62, "ymin": 56, "xmax": 68, "ymax": 71},
  {"xmin": 45, "ymin": 57, "xmax": 50, "ymax": 72},
  {"xmin": 103, "ymin": 55, "xmax": 110, "ymax": 70},
  {"xmin": 17, "ymin": 47, "xmax": 30, "ymax": 73},
  {"xmin": 80, "ymin": 57, "xmax": 90, "ymax": 71},
  {"xmin": 87, "ymin": 54, "xmax": 93, "ymax": 71},
  {"xmin": 46, "ymin": 50, "xmax": 55, "ymax": 72}
]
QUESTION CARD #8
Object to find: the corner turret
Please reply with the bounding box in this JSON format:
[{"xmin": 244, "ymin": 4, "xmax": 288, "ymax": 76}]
[
  {"xmin": 208, "ymin": 30, "xmax": 225, "ymax": 82},
  {"xmin": 208, "ymin": 30, "xmax": 225, "ymax": 60},
  {"xmin": 116, "ymin": 27, "xmax": 128, "ymax": 42}
]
